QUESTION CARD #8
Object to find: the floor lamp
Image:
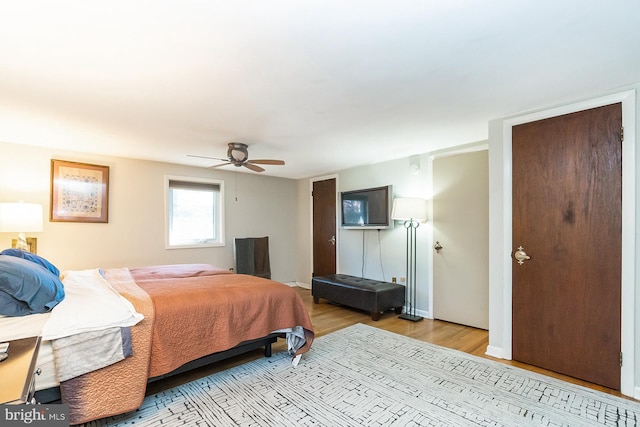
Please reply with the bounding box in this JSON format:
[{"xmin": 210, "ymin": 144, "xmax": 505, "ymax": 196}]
[{"xmin": 392, "ymin": 197, "xmax": 428, "ymax": 322}]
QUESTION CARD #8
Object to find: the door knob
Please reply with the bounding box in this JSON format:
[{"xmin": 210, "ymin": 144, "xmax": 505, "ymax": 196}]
[
  {"xmin": 434, "ymin": 241, "xmax": 443, "ymax": 253},
  {"xmin": 328, "ymin": 235, "xmax": 336, "ymax": 245},
  {"xmin": 514, "ymin": 246, "xmax": 531, "ymax": 265}
]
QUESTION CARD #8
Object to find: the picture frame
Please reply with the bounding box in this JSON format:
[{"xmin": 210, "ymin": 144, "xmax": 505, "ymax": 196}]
[{"xmin": 50, "ymin": 159, "xmax": 109, "ymax": 223}]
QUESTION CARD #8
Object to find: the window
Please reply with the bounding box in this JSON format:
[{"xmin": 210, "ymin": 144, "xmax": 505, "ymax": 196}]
[{"xmin": 165, "ymin": 176, "xmax": 224, "ymax": 248}]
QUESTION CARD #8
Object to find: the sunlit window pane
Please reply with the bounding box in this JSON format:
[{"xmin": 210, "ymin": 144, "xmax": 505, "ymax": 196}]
[
  {"xmin": 170, "ymin": 188, "xmax": 215, "ymax": 244},
  {"xmin": 166, "ymin": 177, "xmax": 224, "ymax": 248}
]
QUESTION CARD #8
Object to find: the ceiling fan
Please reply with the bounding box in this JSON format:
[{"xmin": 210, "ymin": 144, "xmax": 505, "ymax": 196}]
[{"xmin": 188, "ymin": 142, "xmax": 285, "ymax": 173}]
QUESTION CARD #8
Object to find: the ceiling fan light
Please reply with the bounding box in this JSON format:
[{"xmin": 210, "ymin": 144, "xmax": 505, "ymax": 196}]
[
  {"xmin": 230, "ymin": 149, "xmax": 247, "ymax": 162},
  {"xmin": 227, "ymin": 143, "xmax": 249, "ymax": 163}
]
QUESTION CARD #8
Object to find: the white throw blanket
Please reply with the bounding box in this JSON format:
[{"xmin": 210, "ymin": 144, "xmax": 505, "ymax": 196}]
[
  {"xmin": 42, "ymin": 269, "xmax": 143, "ymax": 340},
  {"xmin": 43, "ymin": 269, "xmax": 144, "ymax": 381}
]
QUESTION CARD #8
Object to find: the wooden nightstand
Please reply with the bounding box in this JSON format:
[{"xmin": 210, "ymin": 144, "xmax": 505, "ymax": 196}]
[{"xmin": 0, "ymin": 336, "xmax": 42, "ymax": 404}]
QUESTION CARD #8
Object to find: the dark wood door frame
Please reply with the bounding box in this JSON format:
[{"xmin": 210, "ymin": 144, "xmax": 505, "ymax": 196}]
[{"xmin": 495, "ymin": 91, "xmax": 636, "ymax": 397}]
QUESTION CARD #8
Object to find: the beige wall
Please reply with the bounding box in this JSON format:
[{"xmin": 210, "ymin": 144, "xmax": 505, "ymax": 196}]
[
  {"xmin": 295, "ymin": 147, "xmax": 488, "ymax": 318},
  {"xmin": 336, "ymin": 158, "xmax": 431, "ymax": 299},
  {"xmin": 0, "ymin": 141, "xmax": 299, "ymax": 282},
  {"xmin": 296, "ymin": 155, "xmax": 435, "ymax": 316}
]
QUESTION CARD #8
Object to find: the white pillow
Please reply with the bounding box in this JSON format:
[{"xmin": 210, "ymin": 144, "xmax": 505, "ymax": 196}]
[{"xmin": 42, "ymin": 269, "xmax": 144, "ymax": 340}]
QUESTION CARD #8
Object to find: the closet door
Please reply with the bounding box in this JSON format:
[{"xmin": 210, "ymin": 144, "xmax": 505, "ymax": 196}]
[
  {"xmin": 511, "ymin": 103, "xmax": 622, "ymax": 389},
  {"xmin": 432, "ymin": 150, "xmax": 489, "ymax": 329}
]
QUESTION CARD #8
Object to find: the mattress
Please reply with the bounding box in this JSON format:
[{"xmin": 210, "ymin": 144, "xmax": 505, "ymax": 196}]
[{"xmin": 0, "ymin": 313, "xmax": 58, "ymax": 390}]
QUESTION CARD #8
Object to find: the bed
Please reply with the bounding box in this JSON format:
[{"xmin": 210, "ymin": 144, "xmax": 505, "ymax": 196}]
[{"xmin": 0, "ymin": 259, "xmax": 314, "ymax": 425}]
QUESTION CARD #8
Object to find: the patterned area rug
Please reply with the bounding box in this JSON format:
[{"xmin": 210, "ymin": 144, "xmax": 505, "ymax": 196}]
[{"xmin": 84, "ymin": 323, "xmax": 639, "ymax": 426}]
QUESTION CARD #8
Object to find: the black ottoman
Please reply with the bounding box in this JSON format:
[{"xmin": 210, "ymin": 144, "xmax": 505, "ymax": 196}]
[{"xmin": 312, "ymin": 274, "xmax": 405, "ymax": 321}]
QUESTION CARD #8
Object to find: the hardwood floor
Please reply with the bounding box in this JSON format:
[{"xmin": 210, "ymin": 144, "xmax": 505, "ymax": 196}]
[{"xmin": 147, "ymin": 287, "xmax": 629, "ymax": 401}]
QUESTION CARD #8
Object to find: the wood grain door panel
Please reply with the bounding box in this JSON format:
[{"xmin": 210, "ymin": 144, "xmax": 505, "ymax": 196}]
[
  {"xmin": 313, "ymin": 178, "xmax": 336, "ymax": 277},
  {"xmin": 512, "ymin": 103, "xmax": 622, "ymax": 390}
]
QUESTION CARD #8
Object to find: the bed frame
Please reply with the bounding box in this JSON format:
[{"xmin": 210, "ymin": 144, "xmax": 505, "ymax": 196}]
[{"xmin": 34, "ymin": 332, "xmax": 284, "ymax": 404}]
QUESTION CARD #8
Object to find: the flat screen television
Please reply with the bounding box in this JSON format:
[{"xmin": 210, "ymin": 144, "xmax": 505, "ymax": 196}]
[{"xmin": 341, "ymin": 185, "xmax": 393, "ymax": 229}]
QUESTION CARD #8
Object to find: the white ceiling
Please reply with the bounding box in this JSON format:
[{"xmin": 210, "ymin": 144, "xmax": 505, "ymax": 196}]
[{"xmin": 1, "ymin": 1, "xmax": 639, "ymax": 179}]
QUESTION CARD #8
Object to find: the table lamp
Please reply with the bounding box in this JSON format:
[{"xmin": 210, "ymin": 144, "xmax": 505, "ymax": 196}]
[{"xmin": 0, "ymin": 203, "xmax": 44, "ymax": 253}]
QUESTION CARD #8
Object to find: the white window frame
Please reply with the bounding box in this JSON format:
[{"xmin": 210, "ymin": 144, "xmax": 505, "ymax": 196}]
[{"xmin": 164, "ymin": 175, "xmax": 225, "ymax": 249}]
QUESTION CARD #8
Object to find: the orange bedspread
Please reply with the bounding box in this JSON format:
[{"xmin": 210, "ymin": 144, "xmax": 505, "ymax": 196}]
[
  {"xmin": 62, "ymin": 264, "xmax": 314, "ymax": 425},
  {"xmin": 130, "ymin": 264, "xmax": 315, "ymax": 378},
  {"xmin": 61, "ymin": 268, "xmax": 155, "ymax": 425}
]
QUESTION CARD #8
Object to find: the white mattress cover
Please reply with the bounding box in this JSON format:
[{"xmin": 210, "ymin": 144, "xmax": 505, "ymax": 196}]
[{"xmin": 0, "ymin": 313, "xmax": 58, "ymax": 390}]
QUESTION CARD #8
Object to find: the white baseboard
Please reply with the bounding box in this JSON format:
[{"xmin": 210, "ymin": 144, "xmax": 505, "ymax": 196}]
[
  {"xmin": 416, "ymin": 308, "xmax": 431, "ymax": 319},
  {"xmin": 485, "ymin": 345, "xmax": 504, "ymax": 359},
  {"xmin": 295, "ymin": 282, "xmax": 311, "ymax": 289}
]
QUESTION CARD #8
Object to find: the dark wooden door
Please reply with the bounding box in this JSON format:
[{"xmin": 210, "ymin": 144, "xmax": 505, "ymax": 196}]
[
  {"xmin": 512, "ymin": 103, "xmax": 622, "ymax": 390},
  {"xmin": 312, "ymin": 178, "xmax": 336, "ymax": 277}
]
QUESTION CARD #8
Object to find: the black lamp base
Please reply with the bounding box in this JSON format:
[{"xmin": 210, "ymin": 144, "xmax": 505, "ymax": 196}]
[{"xmin": 398, "ymin": 313, "xmax": 423, "ymax": 322}]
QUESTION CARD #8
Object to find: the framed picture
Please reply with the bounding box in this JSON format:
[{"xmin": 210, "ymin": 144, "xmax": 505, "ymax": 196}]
[{"xmin": 50, "ymin": 159, "xmax": 109, "ymax": 223}]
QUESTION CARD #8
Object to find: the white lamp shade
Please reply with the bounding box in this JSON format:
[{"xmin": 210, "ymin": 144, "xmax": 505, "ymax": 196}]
[
  {"xmin": 391, "ymin": 197, "xmax": 428, "ymax": 222},
  {"xmin": 0, "ymin": 203, "xmax": 44, "ymax": 232}
]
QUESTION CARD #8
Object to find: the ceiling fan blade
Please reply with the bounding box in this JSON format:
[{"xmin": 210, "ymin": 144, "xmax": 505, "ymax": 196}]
[
  {"xmin": 243, "ymin": 163, "xmax": 265, "ymax": 172},
  {"xmin": 188, "ymin": 154, "xmax": 230, "ymax": 162},
  {"xmin": 208, "ymin": 162, "xmax": 233, "ymax": 169},
  {"xmin": 248, "ymin": 159, "xmax": 285, "ymax": 165}
]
